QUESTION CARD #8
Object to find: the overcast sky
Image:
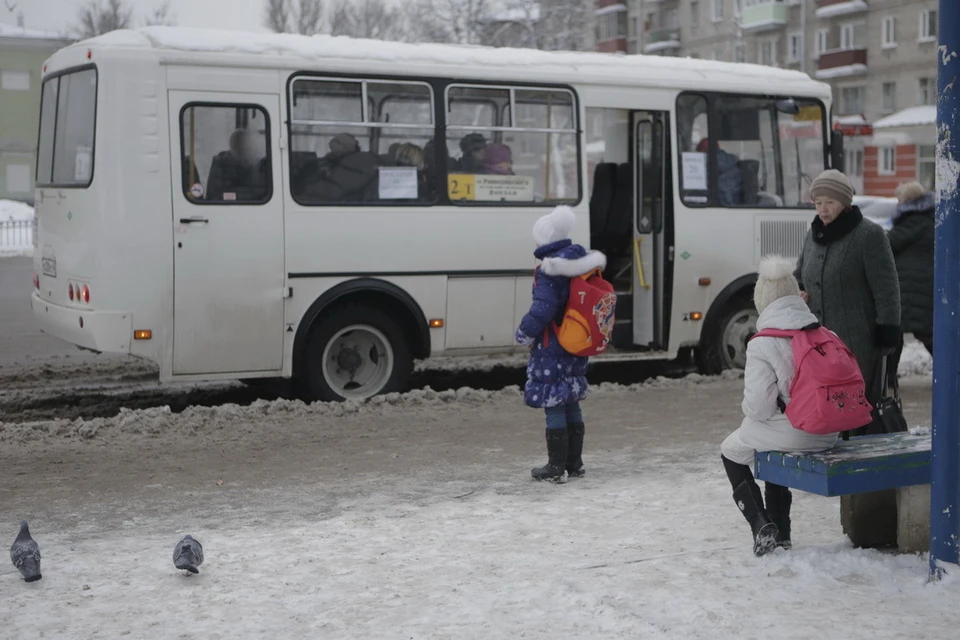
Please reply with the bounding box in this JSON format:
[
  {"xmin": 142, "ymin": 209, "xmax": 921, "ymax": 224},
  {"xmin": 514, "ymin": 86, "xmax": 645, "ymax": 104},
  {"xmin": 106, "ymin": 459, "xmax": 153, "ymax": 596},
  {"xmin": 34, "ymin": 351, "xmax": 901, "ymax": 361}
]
[{"xmin": 6, "ymin": 0, "xmax": 307, "ymax": 36}]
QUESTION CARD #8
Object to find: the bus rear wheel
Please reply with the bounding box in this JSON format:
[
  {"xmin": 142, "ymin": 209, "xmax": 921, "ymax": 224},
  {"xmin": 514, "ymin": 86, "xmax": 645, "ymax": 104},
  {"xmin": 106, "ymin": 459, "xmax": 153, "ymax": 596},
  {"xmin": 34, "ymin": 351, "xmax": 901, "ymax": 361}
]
[
  {"xmin": 299, "ymin": 304, "xmax": 413, "ymax": 403},
  {"xmin": 696, "ymin": 295, "xmax": 758, "ymax": 375}
]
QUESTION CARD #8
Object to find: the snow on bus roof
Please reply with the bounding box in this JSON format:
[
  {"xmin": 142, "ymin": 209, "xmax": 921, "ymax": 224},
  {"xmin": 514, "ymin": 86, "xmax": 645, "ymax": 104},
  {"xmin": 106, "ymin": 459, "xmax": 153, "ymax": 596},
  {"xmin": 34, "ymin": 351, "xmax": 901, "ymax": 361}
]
[{"xmin": 78, "ymin": 26, "xmax": 826, "ymax": 92}]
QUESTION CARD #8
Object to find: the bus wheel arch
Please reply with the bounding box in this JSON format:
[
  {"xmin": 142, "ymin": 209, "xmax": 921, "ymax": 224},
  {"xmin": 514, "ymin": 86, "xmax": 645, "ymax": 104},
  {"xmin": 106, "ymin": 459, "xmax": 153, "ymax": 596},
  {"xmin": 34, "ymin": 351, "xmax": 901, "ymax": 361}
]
[
  {"xmin": 293, "ymin": 280, "xmax": 430, "ymax": 402},
  {"xmin": 695, "ymin": 274, "xmax": 758, "ymax": 375}
]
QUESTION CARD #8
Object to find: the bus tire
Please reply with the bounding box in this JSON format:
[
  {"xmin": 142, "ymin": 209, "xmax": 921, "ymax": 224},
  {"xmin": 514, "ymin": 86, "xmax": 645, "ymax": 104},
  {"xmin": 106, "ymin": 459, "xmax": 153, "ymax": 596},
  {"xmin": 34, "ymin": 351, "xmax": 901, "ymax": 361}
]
[
  {"xmin": 695, "ymin": 294, "xmax": 758, "ymax": 375},
  {"xmin": 299, "ymin": 303, "xmax": 413, "ymax": 403}
]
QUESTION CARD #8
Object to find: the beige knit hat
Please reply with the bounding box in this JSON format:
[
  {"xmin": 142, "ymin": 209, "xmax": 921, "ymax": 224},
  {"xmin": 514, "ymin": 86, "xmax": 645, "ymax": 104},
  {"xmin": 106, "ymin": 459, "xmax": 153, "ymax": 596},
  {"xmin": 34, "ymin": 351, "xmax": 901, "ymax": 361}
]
[
  {"xmin": 809, "ymin": 169, "xmax": 854, "ymax": 207},
  {"xmin": 754, "ymin": 255, "xmax": 802, "ymax": 315},
  {"xmin": 895, "ymin": 181, "xmax": 927, "ymax": 205}
]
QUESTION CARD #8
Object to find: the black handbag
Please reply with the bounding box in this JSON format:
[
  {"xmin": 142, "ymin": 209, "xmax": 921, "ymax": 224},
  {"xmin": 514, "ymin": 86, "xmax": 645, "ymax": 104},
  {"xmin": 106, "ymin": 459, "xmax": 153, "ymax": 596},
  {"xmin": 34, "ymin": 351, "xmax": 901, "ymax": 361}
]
[
  {"xmin": 842, "ymin": 355, "xmax": 907, "ymax": 439},
  {"xmin": 872, "ymin": 355, "xmax": 908, "ymax": 434}
]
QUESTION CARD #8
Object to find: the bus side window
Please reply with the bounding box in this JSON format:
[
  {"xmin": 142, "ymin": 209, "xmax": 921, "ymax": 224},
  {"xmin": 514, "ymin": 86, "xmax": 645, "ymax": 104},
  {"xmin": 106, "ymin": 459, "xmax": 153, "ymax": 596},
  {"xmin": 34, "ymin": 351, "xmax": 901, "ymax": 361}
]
[{"xmin": 180, "ymin": 104, "xmax": 272, "ymax": 204}]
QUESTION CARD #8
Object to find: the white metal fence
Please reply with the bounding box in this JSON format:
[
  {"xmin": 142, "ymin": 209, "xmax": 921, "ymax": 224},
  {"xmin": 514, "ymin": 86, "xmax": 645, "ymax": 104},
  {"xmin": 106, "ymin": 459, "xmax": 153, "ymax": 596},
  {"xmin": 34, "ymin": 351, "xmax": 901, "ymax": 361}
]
[{"xmin": 0, "ymin": 219, "xmax": 33, "ymax": 253}]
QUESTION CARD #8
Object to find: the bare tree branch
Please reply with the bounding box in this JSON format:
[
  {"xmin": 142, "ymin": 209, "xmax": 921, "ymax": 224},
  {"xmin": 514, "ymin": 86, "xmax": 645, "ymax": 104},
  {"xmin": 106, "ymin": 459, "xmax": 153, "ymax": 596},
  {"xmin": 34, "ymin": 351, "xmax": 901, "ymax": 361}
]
[
  {"xmin": 76, "ymin": 0, "xmax": 133, "ymax": 38},
  {"xmin": 263, "ymin": 0, "xmax": 324, "ymax": 35},
  {"xmin": 143, "ymin": 1, "xmax": 175, "ymax": 27},
  {"xmin": 328, "ymin": 0, "xmax": 401, "ymax": 40},
  {"xmin": 401, "ymin": 0, "xmax": 493, "ymax": 45}
]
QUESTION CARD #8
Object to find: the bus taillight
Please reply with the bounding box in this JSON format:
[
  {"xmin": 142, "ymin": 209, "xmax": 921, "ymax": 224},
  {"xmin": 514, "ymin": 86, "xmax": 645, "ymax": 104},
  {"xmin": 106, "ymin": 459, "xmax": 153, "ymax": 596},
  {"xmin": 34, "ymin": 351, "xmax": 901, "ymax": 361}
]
[
  {"xmin": 68, "ymin": 284, "xmax": 74, "ymax": 301},
  {"xmin": 81, "ymin": 285, "xmax": 90, "ymax": 304}
]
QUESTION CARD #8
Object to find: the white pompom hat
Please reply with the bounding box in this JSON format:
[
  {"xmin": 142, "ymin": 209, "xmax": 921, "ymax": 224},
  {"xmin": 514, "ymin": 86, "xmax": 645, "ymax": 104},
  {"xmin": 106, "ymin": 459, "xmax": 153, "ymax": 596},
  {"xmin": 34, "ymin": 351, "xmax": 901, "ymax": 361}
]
[
  {"xmin": 754, "ymin": 254, "xmax": 801, "ymax": 314},
  {"xmin": 532, "ymin": 205, "xmax": 576, "ymax": 247}
]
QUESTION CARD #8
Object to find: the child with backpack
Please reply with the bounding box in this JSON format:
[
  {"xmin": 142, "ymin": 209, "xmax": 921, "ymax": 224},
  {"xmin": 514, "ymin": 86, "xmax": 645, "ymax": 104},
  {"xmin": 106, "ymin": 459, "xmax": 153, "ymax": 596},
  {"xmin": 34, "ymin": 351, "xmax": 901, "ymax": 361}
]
[
  {"xmin": 516, "ymin": 205, "xmax": 614, "ymax": 483},
  {"xmin": 720, "ymin": 255, "xmax": 871, "ymax": 555}
]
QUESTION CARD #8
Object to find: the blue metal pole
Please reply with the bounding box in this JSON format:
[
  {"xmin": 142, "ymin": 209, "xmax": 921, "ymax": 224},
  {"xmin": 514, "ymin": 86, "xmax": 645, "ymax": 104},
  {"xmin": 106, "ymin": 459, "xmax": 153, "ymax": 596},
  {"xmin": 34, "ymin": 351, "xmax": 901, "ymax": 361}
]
[{"xmin": 929, "ymin": 0, "xmax": 960, "ymax": 579}]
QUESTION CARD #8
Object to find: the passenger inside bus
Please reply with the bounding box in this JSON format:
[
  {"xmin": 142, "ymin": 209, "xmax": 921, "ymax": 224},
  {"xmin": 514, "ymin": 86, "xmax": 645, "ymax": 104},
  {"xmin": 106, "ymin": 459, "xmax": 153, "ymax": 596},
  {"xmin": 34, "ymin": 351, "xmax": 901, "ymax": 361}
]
[
  {"xmin": 205, "ymin": 128, "xmax": 268, "ymax": 201},
  {"xmin": 297, "ymin": 132, "xmax": 378, "ymax": 203},
  {"xmin": 392, "ymin": 142, "xmax": 430, "ymax": 200},
  {"xmin": 697, "ymin": 138, "xmax": 742, "ymax": 206},
  {"xmin": 483, "ymin": 143, "xmax": 514, "ymax": 175},
  {"xmin": 454, "ymin": 133, "xmax": 487, "ymax": 173}
]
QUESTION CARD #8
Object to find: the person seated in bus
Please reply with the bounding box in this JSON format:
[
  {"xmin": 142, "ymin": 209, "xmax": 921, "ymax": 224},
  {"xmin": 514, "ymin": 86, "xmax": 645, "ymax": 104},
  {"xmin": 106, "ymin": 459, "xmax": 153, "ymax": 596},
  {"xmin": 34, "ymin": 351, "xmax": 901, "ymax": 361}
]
[
  {"xmin": 456, "ymin": 133, "xmax": 487, "ymax": 173},
  {"xmin": 392, "ymin": 142, "xmax": 429, "ymax": 200},
  {"xmin": 483, "ymin": 143, "xmax": 514, "ymax": 175},
  {"xmin": 205, "ymin": 128, "xmax": 265, "ymax": 201},
  {"xmin": 697, "ymin": 138, "xmax": 742, "ymax": 206},
  {"xmin": 299, "ymin": 132, "xmax": 377, "ymax": 203}
]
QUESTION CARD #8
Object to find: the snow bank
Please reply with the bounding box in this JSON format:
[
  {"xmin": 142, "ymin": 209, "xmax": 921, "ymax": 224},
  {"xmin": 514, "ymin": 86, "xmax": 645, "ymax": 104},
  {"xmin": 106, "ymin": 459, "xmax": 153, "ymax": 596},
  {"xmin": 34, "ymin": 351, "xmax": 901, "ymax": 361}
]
[
  {"xmin": 0, "ymin": 199, "xmax": 34, "ymax": 258},
  {"xmin": 898, "ymin": 336, "xmax": 933, "ymax": 377}
]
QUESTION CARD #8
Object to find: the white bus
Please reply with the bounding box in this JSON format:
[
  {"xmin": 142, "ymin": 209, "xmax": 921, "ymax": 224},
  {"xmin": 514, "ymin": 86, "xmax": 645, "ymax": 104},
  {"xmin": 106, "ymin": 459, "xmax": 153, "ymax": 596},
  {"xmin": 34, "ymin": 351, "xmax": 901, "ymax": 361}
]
[{"xmin": 31, "ymin": 26, "xmax": 844, "ymax": 402}]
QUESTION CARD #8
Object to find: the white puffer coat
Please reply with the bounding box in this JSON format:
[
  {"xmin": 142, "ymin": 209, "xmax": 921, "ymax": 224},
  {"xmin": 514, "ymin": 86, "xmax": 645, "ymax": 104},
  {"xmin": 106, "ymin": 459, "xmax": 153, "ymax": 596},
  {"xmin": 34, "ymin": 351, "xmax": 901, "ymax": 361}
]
[{"xmin": 720, "ymin": 295, "xmax": 840, "ymax": 465}]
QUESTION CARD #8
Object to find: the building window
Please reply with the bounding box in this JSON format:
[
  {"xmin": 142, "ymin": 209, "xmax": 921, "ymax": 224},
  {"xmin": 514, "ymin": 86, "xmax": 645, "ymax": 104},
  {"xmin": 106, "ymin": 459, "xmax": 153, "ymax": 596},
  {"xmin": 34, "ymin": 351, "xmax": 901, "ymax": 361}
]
[
  {"xmin": 879, "ymin": 147, "xmax": 896, "ymax": 176},
  {"xmin": 840, "ymin": 22, "xmax": 865, "ymax": 49},
  {"xmin": 882, "ymin": 16, "xmax": 897, "ymax": 48},
  {"xmin": 816, "ymin": 28, "xmax": 828, "ymax": 56},
  {"xmin": 918, "ymin": 144, "xmax": 936, "ymax": 190},
  {"xmin": 712, "ymin": 0, "xmax": 724, "ymax": 22},
  {"xmin": 5, "ymin": 164, "xmax": 31, "ymax": 193},
  {"xmin": 691, "ymin": 1, "xmax": 701, "ymax": 28},
  {"xmin": 759, "ymin": 39, "xmax": 777, "ymax": 67},
  {"xmin": 1, "ymin": 70, "xmax": 30, "ymax": 91},
  {"xmin": 920, "ymin": 9, "xmax": 938, "ymax": 41},
  {"xmin": 734, "ymin": 43, "xmax": 746, "ymax": 63},
  {"xmin": 597, "ymin": 7, "xmax": 628, "ymax": 42},
  {"xmin": 919, "ymin": 77, "xmax": 936, "ymax": 105},
  {"xmin": 840, "ymin": 86, "xmax": 864, "ymax": 114},
  {"xmin": 882, "ymin": 82, "xmax": 896, "ymax": 113},
  {"xmin": 787, "ymin": 32, "xmax": 802, "ymax": 63},
  {"xmin": 845, "ymin": 149, "xmax": 864, "ymax": 178}
]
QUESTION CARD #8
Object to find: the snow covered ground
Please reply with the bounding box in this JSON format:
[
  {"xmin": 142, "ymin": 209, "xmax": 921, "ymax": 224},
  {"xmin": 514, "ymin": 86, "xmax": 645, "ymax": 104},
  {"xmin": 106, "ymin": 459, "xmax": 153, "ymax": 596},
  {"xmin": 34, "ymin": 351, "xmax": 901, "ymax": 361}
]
[
  {"xmin": 0, "ymin": 200, "xmax": 34, "ymax": 258},
  {"xmin": 1, "ymin": 369, "xmax": 954, "ymax": 639}
]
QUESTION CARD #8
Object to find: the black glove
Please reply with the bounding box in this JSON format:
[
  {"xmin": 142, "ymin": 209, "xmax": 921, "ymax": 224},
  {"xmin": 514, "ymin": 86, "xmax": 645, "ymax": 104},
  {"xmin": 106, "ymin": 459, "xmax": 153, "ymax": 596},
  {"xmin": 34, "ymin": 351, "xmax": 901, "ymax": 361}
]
[{"xmin": 875, "ymin": 324, "xmax": 901, "ymax": 356}]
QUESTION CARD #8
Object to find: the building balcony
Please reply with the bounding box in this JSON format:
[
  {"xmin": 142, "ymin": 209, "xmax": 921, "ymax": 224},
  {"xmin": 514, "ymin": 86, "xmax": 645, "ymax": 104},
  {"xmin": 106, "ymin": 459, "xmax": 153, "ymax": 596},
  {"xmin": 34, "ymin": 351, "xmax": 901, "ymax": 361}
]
[
  {"xmin": 815, "ymin": 47, "xmax": 868, "ymax": 79},
  {"xmin": 815, "ymin": 0, "xmax": 868, "ymax": 19},
  {"xmin": 741, "ymin": 3, "xmax": 788, "ymax": 33},
  {"xmin": 643, "ymin": 28, "xmax": 681, "ymax": 54}
]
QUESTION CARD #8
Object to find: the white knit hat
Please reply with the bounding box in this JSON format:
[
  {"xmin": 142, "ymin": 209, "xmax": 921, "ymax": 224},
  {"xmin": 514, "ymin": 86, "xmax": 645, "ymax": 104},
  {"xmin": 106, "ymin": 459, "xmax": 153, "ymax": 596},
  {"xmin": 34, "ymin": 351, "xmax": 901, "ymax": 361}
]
[
  {"xmin": 754, "ymin": 255, "xmax": 801, "ymax": 314},
  {"xmin": 532, "ymin": 205, "xmax": 576, "ymax": 247}
]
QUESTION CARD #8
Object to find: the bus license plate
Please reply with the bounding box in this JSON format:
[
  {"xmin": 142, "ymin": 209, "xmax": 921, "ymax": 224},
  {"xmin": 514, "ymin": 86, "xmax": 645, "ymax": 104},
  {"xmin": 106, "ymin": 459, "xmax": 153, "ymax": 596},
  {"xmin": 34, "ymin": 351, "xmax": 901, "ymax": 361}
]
[{"xmin": 42, "ymin": 257, "xmax": 57, "ymax": 278}]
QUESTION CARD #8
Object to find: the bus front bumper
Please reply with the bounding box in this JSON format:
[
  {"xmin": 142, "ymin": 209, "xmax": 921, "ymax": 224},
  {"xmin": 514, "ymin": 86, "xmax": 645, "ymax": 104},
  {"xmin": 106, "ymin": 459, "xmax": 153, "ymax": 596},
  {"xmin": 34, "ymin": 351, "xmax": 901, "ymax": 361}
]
[{"xmin": 31, "ymin": 292, "xmax": 133, "ymax": 355}]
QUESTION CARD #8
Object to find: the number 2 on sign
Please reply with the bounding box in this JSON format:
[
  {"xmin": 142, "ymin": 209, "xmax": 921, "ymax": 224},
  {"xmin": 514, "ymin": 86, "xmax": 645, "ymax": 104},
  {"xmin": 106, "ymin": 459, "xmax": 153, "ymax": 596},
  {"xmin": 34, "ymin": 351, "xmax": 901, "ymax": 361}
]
[{"xmin": 447, "ymin": 174, "xmax": 475, "ymax": 200}]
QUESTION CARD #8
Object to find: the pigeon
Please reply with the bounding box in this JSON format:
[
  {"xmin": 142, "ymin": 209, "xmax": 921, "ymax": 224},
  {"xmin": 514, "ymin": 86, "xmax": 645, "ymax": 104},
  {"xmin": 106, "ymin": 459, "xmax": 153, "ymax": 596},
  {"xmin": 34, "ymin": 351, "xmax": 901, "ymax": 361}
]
[
  {"xmin": 10, "ymin": 521, "xmax": 41, "ymax": 583},
  {"xmin": 173, "ymin": 535, "xmax": 203, "ymax": 574}
]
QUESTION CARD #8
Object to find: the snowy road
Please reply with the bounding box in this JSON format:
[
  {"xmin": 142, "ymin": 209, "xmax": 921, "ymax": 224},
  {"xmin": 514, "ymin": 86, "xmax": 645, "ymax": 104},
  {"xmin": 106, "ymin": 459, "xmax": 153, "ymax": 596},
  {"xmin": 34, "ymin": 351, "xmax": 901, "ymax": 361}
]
[{"xmin": 1, "ymin": 372, "xmax": 956, "ymax": 639}]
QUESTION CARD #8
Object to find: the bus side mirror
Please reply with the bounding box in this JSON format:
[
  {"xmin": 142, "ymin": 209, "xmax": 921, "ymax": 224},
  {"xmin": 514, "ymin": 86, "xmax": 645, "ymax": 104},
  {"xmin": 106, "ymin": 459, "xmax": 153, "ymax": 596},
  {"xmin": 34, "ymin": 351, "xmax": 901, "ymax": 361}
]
[{"xmin": 830, "ymin": 130, "xmax": 845, "ymax": 172}]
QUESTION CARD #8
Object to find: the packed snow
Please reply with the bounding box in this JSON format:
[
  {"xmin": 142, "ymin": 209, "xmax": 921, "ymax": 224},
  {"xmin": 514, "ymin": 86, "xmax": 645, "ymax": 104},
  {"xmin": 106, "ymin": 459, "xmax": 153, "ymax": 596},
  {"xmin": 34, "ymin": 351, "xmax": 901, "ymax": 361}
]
[
  {"xmin": 1, "ymin": 372, "xmax": 954, "ymax": 639},
  {"xmin": 0, "ymin": 200, "xmax": 33, "ymax": 258}
]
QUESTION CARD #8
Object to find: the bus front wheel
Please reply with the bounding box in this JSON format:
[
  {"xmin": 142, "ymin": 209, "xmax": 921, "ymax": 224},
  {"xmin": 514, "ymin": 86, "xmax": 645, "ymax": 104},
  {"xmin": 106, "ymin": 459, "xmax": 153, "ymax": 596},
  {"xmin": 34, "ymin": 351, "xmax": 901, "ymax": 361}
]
[
  {"xmin": 299, "ymin": 304, "xmax": 414, "ymax": 403},
  {"xmin": 696, "ymin": 295, "xmax": 758, "ymax": 375}
]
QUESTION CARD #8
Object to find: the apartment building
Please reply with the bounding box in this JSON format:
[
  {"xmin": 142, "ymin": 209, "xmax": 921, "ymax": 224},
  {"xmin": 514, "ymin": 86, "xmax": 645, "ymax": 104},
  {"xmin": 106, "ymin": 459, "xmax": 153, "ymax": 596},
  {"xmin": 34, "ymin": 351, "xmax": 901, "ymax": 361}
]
[
  {"xmin": 0, "ymin": 21, "xmax": 72, "ymax": 204},
  {"xmin": 599, "ymin": 0, "xmax": 939, "ymax": 196}
]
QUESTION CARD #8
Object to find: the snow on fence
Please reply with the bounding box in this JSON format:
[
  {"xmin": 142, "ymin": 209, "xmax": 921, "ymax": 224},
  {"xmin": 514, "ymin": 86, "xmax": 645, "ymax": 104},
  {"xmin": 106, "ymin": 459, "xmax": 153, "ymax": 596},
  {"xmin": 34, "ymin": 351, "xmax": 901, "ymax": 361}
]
[{"xmin": 0, "ymin": 219, "xmax": 33, "ymax": 256}]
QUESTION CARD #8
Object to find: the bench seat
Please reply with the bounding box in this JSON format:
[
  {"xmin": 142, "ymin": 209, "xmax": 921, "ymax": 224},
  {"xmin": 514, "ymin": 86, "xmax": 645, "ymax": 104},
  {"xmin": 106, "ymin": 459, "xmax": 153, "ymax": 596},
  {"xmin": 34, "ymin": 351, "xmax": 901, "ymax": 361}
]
[{"xmin": 754, "ymin": 432, "xmax": 932, "ymax": 497}]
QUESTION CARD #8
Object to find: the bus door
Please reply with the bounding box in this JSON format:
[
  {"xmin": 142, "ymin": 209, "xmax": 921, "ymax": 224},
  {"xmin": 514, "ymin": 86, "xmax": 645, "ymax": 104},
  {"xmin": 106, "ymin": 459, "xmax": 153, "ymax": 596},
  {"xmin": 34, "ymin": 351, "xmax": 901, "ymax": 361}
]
[
  {"xmin": 630, "ymin": 111, "xmax": 671, "ymax": 349},
  {"xmin": 167, "ymin": 91, "xmax": 285, "ymax": 375}
]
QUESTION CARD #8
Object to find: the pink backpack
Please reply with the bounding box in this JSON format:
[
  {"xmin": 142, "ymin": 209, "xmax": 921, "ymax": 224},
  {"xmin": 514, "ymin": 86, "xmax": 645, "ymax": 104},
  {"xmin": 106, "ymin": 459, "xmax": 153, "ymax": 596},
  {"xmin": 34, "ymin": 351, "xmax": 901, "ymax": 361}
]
[{"xmin": 751, "ymin": 326, "xmax": 873, "ymax": 435}]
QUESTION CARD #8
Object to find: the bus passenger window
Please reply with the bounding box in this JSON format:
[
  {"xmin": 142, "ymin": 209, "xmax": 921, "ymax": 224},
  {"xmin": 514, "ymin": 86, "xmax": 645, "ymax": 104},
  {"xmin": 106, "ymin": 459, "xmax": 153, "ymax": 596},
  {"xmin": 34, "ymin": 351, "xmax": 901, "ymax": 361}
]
[
  {"xmin": 445, "ymin": 85, "xmax": 579, "ymax": 205},
  {"xmin": 180, "ymin": 104, "xmax": 271, "ymax": 204}
]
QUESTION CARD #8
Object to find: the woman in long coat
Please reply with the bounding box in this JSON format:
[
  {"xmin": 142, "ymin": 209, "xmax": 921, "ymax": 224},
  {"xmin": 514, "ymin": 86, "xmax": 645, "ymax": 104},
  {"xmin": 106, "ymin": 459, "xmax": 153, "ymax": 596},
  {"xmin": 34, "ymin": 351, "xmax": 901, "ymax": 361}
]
[
  {"xmin": 888, "ymin": 181, "xmax": 935, "ymax": 357},
  {"xmin": 793, "ymin": 169, "xmax": 901, "ymax": 549}
]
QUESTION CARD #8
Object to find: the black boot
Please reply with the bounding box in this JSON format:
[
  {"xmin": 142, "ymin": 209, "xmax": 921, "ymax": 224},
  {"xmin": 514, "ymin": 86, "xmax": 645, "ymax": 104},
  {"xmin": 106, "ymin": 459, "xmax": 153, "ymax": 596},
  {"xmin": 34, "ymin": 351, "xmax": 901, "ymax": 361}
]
[
  {"xmin": 723, "ymin": 455, "xmax": 779, "ymax": 556},
  {"xmin": 733, "ymin": 480, "xmax": 779, "ymax": 556},
  {"xmin": 532, "ymin": 428, "xmax": 568, "ymax": 482},
  {"xmin": 765, "ymin": 482, "xmax": 793, "ymax": 550},
  {"xmin": 566, "ymin": 422, "xmax": 585, "ymax": 478}
]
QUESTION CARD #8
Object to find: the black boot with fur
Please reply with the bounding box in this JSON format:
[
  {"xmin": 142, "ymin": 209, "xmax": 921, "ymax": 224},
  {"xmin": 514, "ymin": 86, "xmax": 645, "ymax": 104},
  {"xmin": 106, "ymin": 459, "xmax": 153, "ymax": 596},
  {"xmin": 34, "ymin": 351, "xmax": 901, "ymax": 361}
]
[
  {"xmin": 532, "ymin": 428, "xmax": 568, "ymax": 483},
  {"xmin": 722, "ymin": 455, "xmax": 779, "ymax": 556}
]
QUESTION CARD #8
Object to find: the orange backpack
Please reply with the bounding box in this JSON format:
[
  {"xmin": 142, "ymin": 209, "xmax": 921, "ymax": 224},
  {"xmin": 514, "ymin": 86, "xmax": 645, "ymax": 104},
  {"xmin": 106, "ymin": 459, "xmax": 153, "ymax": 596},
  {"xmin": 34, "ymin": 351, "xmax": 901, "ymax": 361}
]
[{"xmin": 536, "ymin": 266, "xmax": 617, "ymax": 357}]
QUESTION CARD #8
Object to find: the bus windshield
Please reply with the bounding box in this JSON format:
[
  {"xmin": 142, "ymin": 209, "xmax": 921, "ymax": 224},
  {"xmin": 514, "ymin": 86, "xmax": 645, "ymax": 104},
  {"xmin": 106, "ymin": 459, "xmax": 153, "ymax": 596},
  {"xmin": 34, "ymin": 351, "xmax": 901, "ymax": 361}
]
[{"xmin": 675, "ymin": 92, "xmax": 826, "ymax": 209}]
